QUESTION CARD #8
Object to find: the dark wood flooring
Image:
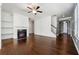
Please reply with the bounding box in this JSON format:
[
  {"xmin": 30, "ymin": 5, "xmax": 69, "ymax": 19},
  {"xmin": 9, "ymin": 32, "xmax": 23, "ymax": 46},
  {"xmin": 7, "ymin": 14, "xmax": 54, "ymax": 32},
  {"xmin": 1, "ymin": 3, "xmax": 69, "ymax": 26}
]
[{"xmin": 0, "ymin": 34, "xmax": 78, "ymax": 55}]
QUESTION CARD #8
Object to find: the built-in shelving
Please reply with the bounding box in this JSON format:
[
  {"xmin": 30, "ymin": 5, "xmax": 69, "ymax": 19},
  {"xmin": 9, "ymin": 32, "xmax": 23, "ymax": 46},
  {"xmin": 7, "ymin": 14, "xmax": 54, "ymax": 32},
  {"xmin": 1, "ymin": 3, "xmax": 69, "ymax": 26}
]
[{"xmin": 1, "ymin": 11, "xmax": 13, "ymax": 39}]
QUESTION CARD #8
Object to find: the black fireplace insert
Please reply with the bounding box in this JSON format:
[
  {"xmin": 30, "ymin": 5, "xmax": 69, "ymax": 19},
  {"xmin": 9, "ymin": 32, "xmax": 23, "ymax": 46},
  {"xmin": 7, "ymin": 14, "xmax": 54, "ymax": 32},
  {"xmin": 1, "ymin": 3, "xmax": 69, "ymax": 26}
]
[{"xmin": 17, "ymin": 29, "xmax": 27, "ymax": 42}]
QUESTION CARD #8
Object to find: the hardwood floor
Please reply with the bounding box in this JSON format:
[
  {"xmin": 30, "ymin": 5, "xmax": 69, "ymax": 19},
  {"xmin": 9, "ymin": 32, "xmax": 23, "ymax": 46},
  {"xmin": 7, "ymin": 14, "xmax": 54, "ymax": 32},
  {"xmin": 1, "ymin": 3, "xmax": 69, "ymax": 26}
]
[
  {"xmin": 0, "ymin": 34, "xmax": 78, "ymax": 55},
  {"xmin": 2, "ymin": 38, "xmax": 13, "ymax": 48}
]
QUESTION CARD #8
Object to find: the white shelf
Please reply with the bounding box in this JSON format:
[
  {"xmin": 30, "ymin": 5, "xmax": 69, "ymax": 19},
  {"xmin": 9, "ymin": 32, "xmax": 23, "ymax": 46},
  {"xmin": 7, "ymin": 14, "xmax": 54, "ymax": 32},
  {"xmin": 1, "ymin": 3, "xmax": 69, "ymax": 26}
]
[
  {"xmin": 1, "ymin": 27, "xmax": 13, "ymax": 29},
  {"xmin": 15, "ymin": 26, "xmax": 27, "ymax": 28},
  {"xmin": 1, "ymin": 33, "xmax": 13, "ymax": 35},
  {"xmin": 1, "ymin": 20, "xmax": 13, "ymax": 23}
]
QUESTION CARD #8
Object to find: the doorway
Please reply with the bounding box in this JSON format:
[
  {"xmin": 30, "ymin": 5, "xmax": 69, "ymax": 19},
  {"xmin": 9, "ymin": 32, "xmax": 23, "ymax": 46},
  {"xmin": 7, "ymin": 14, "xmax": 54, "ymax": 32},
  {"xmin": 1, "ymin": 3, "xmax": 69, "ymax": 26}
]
[
  {"xmin": 29, "ymin": 18, "xmax": 34, "ymax": 35},
  {"xmin": 57, "ymin": 20, "xmax": 70, "ymax": 35}
]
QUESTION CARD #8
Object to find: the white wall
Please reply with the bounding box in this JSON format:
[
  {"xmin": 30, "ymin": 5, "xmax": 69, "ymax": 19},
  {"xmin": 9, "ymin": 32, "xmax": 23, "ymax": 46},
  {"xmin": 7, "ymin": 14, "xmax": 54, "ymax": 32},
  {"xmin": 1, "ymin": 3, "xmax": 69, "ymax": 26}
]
[
  {"xmin": 34, "ymin": 16, "xmax": 56, "ymax": 37},
  {"xmin": 13, "ymin": 12, "xmax": 29, "ymax": 39},
  {"xmin": 51, "ymin": 15, "xmax": 57, "ymax": 34},
  {"xmin": 51, "ymin": 15, "xmax": 57, "ymax": 28},
  {"xmin": 0, "ymin": 3, "xmax": 1, "ymax": 49}
]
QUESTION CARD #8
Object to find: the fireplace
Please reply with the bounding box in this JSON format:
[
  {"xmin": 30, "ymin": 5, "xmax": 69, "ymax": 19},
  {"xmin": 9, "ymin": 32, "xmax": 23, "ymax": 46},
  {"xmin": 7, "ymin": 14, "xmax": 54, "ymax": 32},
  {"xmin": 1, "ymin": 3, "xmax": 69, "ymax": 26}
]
[{"xmin": 17, "ymin": 29, "xmax": 27, "ymax": 42}]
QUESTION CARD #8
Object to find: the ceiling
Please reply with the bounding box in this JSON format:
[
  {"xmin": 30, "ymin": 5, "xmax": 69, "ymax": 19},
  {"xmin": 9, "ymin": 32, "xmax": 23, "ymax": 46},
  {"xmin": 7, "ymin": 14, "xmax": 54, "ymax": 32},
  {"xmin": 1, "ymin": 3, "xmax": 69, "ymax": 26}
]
[{"xmin": 2, "ymin": 3, "xmax": 76, "ymax": 19}]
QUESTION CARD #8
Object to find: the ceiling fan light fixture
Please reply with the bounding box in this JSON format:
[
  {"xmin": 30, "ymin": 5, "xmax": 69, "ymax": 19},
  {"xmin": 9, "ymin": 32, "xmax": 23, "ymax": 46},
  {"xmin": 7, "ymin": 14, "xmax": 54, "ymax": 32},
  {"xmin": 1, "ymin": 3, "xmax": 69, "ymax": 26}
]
[
  {"xmin": 32, "ymin": 10, "xmax": 37, "ymax": 13},
  {"xmin": 27, "ymin": 3, "xmax": 43, "ymax": 15}
]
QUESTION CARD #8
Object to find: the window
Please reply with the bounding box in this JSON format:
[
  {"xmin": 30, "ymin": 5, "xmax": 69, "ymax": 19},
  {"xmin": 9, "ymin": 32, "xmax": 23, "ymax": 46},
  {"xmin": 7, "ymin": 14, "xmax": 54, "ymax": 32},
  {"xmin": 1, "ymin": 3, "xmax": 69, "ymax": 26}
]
[{"xmin": 74, "ymin": 4, "xmax": 79, "ymax": 39}]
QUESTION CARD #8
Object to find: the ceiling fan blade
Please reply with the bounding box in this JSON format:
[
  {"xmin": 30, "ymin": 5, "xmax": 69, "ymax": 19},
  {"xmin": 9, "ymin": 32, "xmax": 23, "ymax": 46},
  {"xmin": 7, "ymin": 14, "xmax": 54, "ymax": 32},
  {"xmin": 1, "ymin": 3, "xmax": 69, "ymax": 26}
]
[
  {"xmin": 37, "ymin": 11, "xmax": 43, "ymax": 13},
  {"xmin": 28, "ymin": 11, "xmax": 32, "ymax": 13},
  {"xmin": 36, "ymin": 6, "xmax": 40, "ymax": 9},
  {"xmin": 27, "ymin": 7, "xmax": 32, "ymax": 10}
]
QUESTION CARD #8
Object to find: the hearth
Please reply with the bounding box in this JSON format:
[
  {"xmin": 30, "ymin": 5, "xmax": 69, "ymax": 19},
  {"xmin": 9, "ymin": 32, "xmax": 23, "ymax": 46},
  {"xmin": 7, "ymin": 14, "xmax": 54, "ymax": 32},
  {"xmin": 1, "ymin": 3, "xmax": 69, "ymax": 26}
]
[{"xmin": 17, "ymin": 29, "xmax": 27, "ymax": 43}]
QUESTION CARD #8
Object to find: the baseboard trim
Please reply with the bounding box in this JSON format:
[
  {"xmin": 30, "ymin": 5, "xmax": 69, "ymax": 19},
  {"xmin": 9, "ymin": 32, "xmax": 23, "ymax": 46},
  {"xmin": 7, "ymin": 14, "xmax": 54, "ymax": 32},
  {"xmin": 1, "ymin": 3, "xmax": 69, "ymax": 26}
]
[
  {"xmin": 34, "ymin": 34, "xmax": 56, "ymax": 38},
  {"xmin": 72, "ymin": 36, "xmax": 79, "ymax": 54}
]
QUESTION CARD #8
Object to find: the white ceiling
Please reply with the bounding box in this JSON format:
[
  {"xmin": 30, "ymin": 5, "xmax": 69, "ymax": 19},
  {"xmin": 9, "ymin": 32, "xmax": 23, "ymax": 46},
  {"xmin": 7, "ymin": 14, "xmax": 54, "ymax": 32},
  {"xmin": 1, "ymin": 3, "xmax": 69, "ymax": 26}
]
[{"xmin": 2, "ymin": 3, "xmax": 76, "ymax": 19}]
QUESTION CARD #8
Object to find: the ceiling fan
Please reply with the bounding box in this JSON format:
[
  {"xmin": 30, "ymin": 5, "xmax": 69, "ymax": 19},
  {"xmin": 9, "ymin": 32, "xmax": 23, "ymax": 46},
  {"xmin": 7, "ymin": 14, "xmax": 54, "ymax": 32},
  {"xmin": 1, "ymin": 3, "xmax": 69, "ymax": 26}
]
[{"xmin": 27, "ymin": 4, "xmax": 43, "ymax": 15}]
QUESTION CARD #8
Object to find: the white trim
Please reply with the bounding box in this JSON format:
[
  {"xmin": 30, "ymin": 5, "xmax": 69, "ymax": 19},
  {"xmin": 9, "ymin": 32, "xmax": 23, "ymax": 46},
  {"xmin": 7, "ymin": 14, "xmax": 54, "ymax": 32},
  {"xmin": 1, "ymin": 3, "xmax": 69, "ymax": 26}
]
[
  {"xmin": 35, "ymin": 33, "xmax": 56, "ymax": 38},
  {"xmin": 72, "ymin": 37, "xmax": 79, "ymax": 54},
  {"xmin": 59, "ymin": 17, "xmax": 71, "ymax": 21}
]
